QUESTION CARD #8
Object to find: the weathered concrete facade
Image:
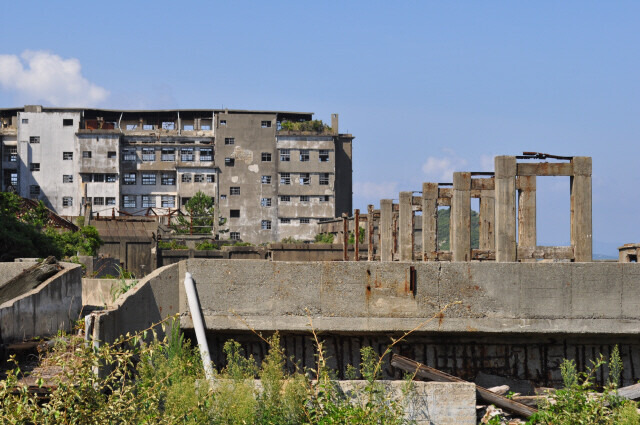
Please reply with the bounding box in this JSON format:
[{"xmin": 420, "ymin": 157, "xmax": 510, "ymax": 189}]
[{"xmin": 0, "ymin": 107, "xmax": 354, "ymax": 244}]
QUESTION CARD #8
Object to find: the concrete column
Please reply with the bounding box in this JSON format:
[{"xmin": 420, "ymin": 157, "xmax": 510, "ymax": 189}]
[
  {"xmin": 367, "ymin": 204, "xmax": 374, "ymax": 261},
  {"xmin": 517, "ymin": 176, "xmax": 536, "ymax": 262},
  {"xmin": 422, "ymin": 183, "xmax": 438, "ymax": 261},
  {"xmin": 380, "ymin": 199, "xmax": 393, "ymax": 262},
  {"xmin": 398, "ymin": 191, "xmax": 413, "ymax": 261},
  {"xmin": 478, "ymin": 194, "xmax": 495, "ymax": 250},
  {"xmin": 495, "ymin": 156, "xmax": 517, "ymax": 262},
  {"xmin": 451, "ymin": 172, "xmax": 471, "ymax": 262},
  {"xmin": 571, "ymin": 156, "xmax": 592, "ymax": 262}
]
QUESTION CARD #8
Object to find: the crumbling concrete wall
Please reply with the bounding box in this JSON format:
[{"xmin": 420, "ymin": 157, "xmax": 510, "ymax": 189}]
[{"xmin": 0, "ymin": 262, "xmax": 82, "ymax": 343}]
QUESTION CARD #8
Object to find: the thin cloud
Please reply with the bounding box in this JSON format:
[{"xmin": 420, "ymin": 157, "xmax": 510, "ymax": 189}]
[
  {"xmin": 421, "ymin": 152, "xmax": 468, "ymax": 182},
  {"xmin": 0, "ymin": 51, "xmax": 109, "ymax": 106}
]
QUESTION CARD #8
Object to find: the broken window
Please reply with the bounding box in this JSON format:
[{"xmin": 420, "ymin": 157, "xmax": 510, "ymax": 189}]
[
  {"xmin": 280, "ymin": 218, "xmax": 290, "ymax": 224},
  {"xmin": 63, "ymin": 119, "xmax": 73, "ymax": 126},
  {"xmin": 300, "ymin": 218, "xmax": 310, "ymax": 224},
  {"xmin": 161, "ymin": 148, "xmax": 175, "ymax": 161},
  {"xmin": 142, "ymin": 148, "xmax": 155, "ymax": 161},
  {"xmin": 106, "ymin": 174, "xmax": 117, "ymax": 183},
  {"xmin": 142, "ymin": 195, "xmax": 156, "ymax": 208},
  {"xmin": 230, "ymin": 231, "xmax": 240, "ymax": 240},
  {"xmin": 230, "ymin": 209, "xmax": 240, "ymax": 218},
  {"xmin": 4, "ymin": 146, "xmax": 17, "ymax": 162},
  {"xmin": 30, "ymin": 163, "xmax": 40, "ymax": 172},
  {"xmin": 261, "ymin": 198, "xmax": 272, "ymax": 207},
  {"xmin": 225, "ymin": 157, "xmax": 235, "ymax": 167},
  {"xmin": 82, "ymin": 151, "xmax": 92, "ymax": 158},
  {"xmin": 261, "ymin": 175, "xmax": 271, "ymax": 184},
  {"xmin": 199, "ymin": 148, "xmax": 213, "ymax": 161},
  {"xmin": 30, "ymin": 136, "xmax": 40, "ymax": 144},
  {"xmin": 162, "ymin": 122, "xmax": 175, "ymax": 130},
  {"xmin": 142, "ymin": 173, "xmax": 156, "ymax": 185},
  {"xmin": 299, "ymin": 173, "xmax": 310, "ymax": 185},
  {"xmin": 63, "ymin": 175, "xmax": 73, "ymax": 183},
  {"xmin": 181, "ymin": 197, "xmax": 191, "ymax": 206},
  {"xmin": 30, "ymin": 185, "xmax": 40, "ymax": 196},
  {"xmin": 261, "ymin": 121, "xmax": 271, "ymax": 128},
  {"xmin": 319, "ymin": 150, "xmax": 330, "ymax": 162},
  {"xmin": 194, "ymin": 174, "xmax": 204, "ymax": 183},
  {"xmin": 280, "ymin": 149, "xmax": 290, "ymax": 162},
  {"xmin": 180, "ymin": 148, "xmax": 194, "ymax": 161},
  {"xmin": 107, "ymin": 151, "xmax": 116, "ymax": 159},
  {"xmin": 206, "ymin": 174, "xmax": 215, "ymax": 183},
  {"xmin": 224, "ymin": 137, "xmax": 235, "ymax": 145},
  {"xmin": 122, "ymin": 148, "xmax": 137, "ymax": 161},
  {"xmin": 280, "ymin": 173, "xmax": 291, "ymax": 185},
  {"xmin": 230, "ymin": 187, "xmax": 240, "ymax": 195},
  {"xmin": 319, "ymin": 195, "xmax": 330, "ymax": 202},
  {"xmin": 123, "ymin": 173, "xmax": 136, "ymax": 185},
  {"xmin": 62, "ymin": 197, "xmax": 73, "ymax": 207},
  {"xmin": 182, "ymin": 173, "xmax": 192, "ymax": 183},
  {"xmin": 261, "ymin": 152, "xmax": 272, "ymax": 162},
  {"xmin": 21, "ymin": 118, "xmax": 28, "ymax": 124},
  {"xmin": 280, "ymin": 195, "xmax": 290, "ymax": 202},
  {"xmin": 300, "ymin": 195, "xmax": 309, "ymax": 202},
  {"xmin": 82, "ymin": 174, "xmax": 92, "ymax": 183},
  {"xmin": 319, "ymin": 173, "xmax": 329, "ymax": 185},
  {"xmin": 220, "ymin": 194, "xmax": 227, "ymax": 200},
  {"xmin": 123, "ymin": 195, "xmax": 136, "ymax": 208},
  {"xmin": 63, "ymin": 151, "xmax": 73, "ymax": 160},
  {"xmin": 106, "ymin": 197, "xmax": 116, "ymax": 205},
  {"xmin": 93, "ymin": 197, "xmax": 104, "ymax": 206},
  {"xmin": 161, "ymin": 195, "xmax": 175, "ymax": 208},
  {"xmin": 162, "ymin": 174, "xmax": 176, "ymax": 185},
  {"xmin": 261, "ymin": 220, "xmax": 272, "ymax": 230},
  {"xmin": 299, "ymin": 150, "xmax": 309, "ymax": 162},
  {"xmin": 220, "ymin": 120, "xmax": 227, "ymax": 126}
]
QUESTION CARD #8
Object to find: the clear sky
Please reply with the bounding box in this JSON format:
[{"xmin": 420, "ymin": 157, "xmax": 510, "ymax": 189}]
[{"xmin": 1, "ymin": 1, "xmax": 639, "ymax": 256}]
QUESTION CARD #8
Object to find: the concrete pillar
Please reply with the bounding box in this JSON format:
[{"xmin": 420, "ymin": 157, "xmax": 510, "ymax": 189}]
[
  {"xmin": 571, "ymin": 156, "xmax": 592, "ymax": 262},
  {"xmin": 398, "ymin": 192, "xmax": 413, "ymax": 261},
  {"xmin": 478, "ymin": 194, "xmax": 495, "ymax": 250},
  {"xmin": 367, "ymin": 204, "xmax": 374, "ymax": 261},
  {"xmin": 451, "ymin": 172, "xmax": 471, "ymax": 262},
  {"xmin": 422, "ymin": 183, "xmax": 438, "ymax": 261},
  {"xmin": 517, "ymin": 176, "xmax": 536, "ymax": 262},
  {"xmin": 495, "ymin": 156, "xmax": 517, "ymax": 262},
  {"xmin": 380, "ymin": 199, "xmax": 393, "ymax": 261}
]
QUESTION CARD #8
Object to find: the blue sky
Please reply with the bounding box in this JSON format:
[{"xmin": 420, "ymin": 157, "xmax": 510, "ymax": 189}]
[{"xmin": 1, "ymin": 1, "xmax": 639, "ymax": 256}]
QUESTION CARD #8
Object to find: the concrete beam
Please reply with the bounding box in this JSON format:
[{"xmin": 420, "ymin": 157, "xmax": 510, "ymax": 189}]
[
  {"xmin": 422, "ymin": 183, "xmax": 438, "ymax": 261},
  {"xmin": 495, "ymin": 156, "xmax": 517, "ymax": 262},
  {"xmin": 380, "ymin": 199, "xmax": 393, "ymax": 262},
  {"xmin": 571, "ymin": 156, "xmax": 592, "ymax": 262},
  {"xmin": 398, "ymin": 192, "xmax": 413, "ymax": 261},
  {"xmin": 451, "ymin": 172, "xmax": 471, "ymax": 262}
]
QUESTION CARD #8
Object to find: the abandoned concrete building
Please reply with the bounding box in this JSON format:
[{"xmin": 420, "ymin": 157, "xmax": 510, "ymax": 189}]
[{"xmin": 0, "ymin": 105, "xmax": 353, "ymax": 243}]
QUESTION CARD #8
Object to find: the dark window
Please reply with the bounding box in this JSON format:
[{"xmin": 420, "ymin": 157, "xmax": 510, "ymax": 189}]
[
  {"xmin": 225, "ymin": 157, "xmax": 235, "ymax": 167},
  {"xmin": 300, "ymin": 195, "xmax": 309, "ymax": 202},
  {"xmin": 261, "ymin": 175, "xmax": 271, "ymax": 184},
  {"xmin": 180, "ymin": 148, "xmax": 194, "ymax": 161},
  {"xmin": 63, "ymin": 152, "xmax": 73, "ymax": 160},
  {"xmin": 206, "ymin": 174, "xmax": 215, "ymax": 183},
  {"xmin": 161, "ymin": 174, "xmax": 176, "ymax": 185},
  {"xmin": 320, "ymin": 195, "xmax": 330, "ymax": 202},
  {"xmin": 30, "ymin": 136, "xmax": 40, "ymax": 144},
  {"xmin": 300, "ymin": 150, "xmax": 309, "ymax": 162},
  {"xmin": 261, "ymin": 121, "xmax": 271, "ymax": 128},
  {"xmin": 230, "ymin": 187, "xmax": 240, "ymax": 195},
  {"xmin": 220, "ymin": 120, "xmax": 227, "ymax": 126},
  {"xmin": 280, "ymin": 218, "xmax": 291, "ymax": 224},
  {"xmin": 21, "ymin": 118, "xmax": 28, "ymax": 124},
  {"xmin": 123, "ymin": 173, "xmax": 136, "ymax": 185},
  {"xmin": 106, "ymin": 174, "xmax": 117, "ymax": 183},
  {"xmin": 93, "ymin": 197, "xmax": 104, "ymax": 206},
  {"xmin": 30, "ymin": 185, "xmax": 40, "ymax": 196},
  {"xmin": 142, "ymin": 148, "xmax": 155, "ymax": 161},
  {"xmin": 161, "ymin": 148, "xmax": 175, "ymax": 161},
  {"xmin": 122, "ymin": 149, "xmax": 136, "ymax": 161},
  {"xmin": 108, "ymin": 151, "xmax": 116, "ymax": 159},
  {"xmin": 299, "ymin": 173, "xmax": 310, "ymax": 185},
  {"xmin": 319, "ymin": 150, "xmax": 330, "ymax": 162},
  {"xmin": 320, "ymin": 173, "xmax": 330, "ymax": 185},
  {"xmin": 30, "ymin": 163, "xmax": 40, "ymax": 171},
  {"xmin": 194, "ymin": 174, "xmax": 204, "ymax": 183},
  {"xmin": 300, "ymin": 218, "xmax": 310, "ymax": 224},
  {"xmin": 224, "ymin": 138, "xmax": 235, "ymax": 145},
  {"xmin": 200, "ymin": 148, "xmax": 213, "ymax": 161},
  {"xmin": 261, "ymin": 220, "xmax": 272, "ymax": 230},
  {"xmin": 62, "ymin": 197, "xmax": 73, "ymax": 206},
  {"xmin": 261, "ymin": 198, "xmax": 272, "ymax": 207},
  {"xmin": 106, "ymin": 197, "xmax": 116, "ymax": 205},
  {"xmin": 182, "ymin": 174, "xmax": 192, "ymax": 183},
  {"xmin": 82, "ymin": 151, "xmax": 91, "ymax": 158},
  {"xmin": 280, "ymin": 149, "xmax": 290, "ymax": 162},
  {"xmin": 230, "ymin": 231, "xmax": 240, "ymax": 240},
  {"xmin": 93, "ymin": 174, "xmax": 105, "ymax": 182},
  {"xmin": 280, "ymin": 173, "xmax": 290, "ymax": 185},
  {"xmin": 230, "ymin": 209, "xmax": 240, "ymax": 218},
  {"xmin": 63, "ymin": 119, "xmax": 73, "ymax": 126},
  {"xmin": 280, "ymin": 195, "xmax": 290, "ymax": 202},
  {"xmin": 4, "ymin": 146, "xmax": 17, "ymax": 162},
  {"xmin": 261, "ymin": 152, "xmax": 271, "ymax": 162},
  {"xmin": 63, "ymin": 175, "xmax": 73, "ymax": 183}
]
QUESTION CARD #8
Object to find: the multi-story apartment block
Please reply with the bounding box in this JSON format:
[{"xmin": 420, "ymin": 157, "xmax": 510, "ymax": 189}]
[{"xmin": 0, "ymin": 106, "xmax": 353, "ymax": 243}]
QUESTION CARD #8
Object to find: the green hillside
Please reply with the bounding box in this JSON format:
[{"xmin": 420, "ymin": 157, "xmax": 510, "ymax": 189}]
[{"xmin": 436, "ymin": 208, "xmax": 479, "ymax": 250}]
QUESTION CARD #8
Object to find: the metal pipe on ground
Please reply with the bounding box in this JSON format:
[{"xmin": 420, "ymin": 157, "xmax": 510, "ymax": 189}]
[{"xmin": 184, "ymin": 272, "xmax": 214, "ymax": 383}]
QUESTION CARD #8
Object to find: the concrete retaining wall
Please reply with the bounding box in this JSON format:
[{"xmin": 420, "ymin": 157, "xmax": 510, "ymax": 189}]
[
  {"xmin": 269, "ymin": 243, "xmax": 368, "ymax": 261},
  {"xmin": 82, "ymin": 278, "xmax": 137, "ymax": 307},
  {"xmin": 0, "ymin": 262, "xmax": 82, "ymax": 343}
]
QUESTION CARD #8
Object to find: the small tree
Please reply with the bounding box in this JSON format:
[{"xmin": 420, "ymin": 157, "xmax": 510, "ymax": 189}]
[{"xmin": 175, "ymin": 191, "xmax": 227, "ymax": 236}]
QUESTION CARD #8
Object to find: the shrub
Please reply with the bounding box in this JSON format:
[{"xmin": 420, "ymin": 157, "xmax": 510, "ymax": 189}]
[
  {"xmin": 195, "ymin": 241, "xmax": 219, "ymax": 250},
  {"xmin": 158, "ymin": 240, "xmax": 189, "ymax": 250},
  {"xmin": 314, "ymin": 233, "xmax": 334, "ymax": 244}
]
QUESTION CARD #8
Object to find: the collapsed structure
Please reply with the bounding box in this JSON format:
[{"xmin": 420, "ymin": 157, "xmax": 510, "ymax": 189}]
[{"xmin": 0, "ymin": 105, "xmax": 353, "ymax": 243}]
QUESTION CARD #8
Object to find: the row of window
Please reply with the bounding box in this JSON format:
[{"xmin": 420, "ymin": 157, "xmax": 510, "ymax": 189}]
[
  {"xmin": 122, "ymin": 147, "xmax": 212, "ymax": 162},
  {"xmin": 259, "ymin": 218, "xmax": 314, "ymax": 229},
  {"xmin": 227, "ymin": 196, "xmax": 331, "ymax": 215},
  {"xmin": 85, "ymin": 197, "xmax": 116, "ymax": 206},
  {"xmin": 122, "ymin": 172, "xmax": 214, "ymax": 185},
  {"xmin": 81, "ymin": 173, "xmax": 118, "ymax": 183},
  {"xmin": 279, "ymin": 173, "xmax": 330, "ymax": 185},
  {"xmin": 21, "ymin": 118, "xmax": 73, "ymax": 127},
  {"xmin": 122, "ymin": 195, "xmax": 176, "ymax": 208},
  {"xmin": 125, "ymin": 123, "xmax": 212, "ymax": 131},
  {"xmin": 279, "ymin": 149, "xmax": 330, "ymax": 162}
]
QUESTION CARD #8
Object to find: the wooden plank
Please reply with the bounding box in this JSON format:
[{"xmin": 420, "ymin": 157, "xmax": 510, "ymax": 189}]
[
  {"xmin": 517, "ymin": 162, "xmax": 573, "ymax": 176},
  {"xmin": 471, "ymin": 249, "xmax": 496, "ymax": 260},
  {"xmin": 412, "ymin": 196, "xmax": 422, "ymax": 206},
  {"xmin": 438, "ymin": 188, "xmax": 452, "ymax": 198},
  {"xmin": 391, "ymin": 354, "xmax": 537, "ymax": 418},
  {"xmin": 471, "ymin": 178, "xmax": 495, "ymax": 191},
  {"xmin": 437, "ymin": 198, "xmax": 451, "ymax": 207},
  {"xmin": 516, "ymin": 245, "xmax": 574, "ymax": 260}
]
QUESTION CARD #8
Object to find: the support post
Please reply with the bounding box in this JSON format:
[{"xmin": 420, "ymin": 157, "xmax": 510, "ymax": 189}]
[
  {"xmin": 354, "ymin": 209, "xmax": 360, "ymax": 261},
  {"xmin": 342, "ymin": 213, "xmax": 348, "ymax": 261},
  {"xmin": 495, "ymin": 156, "xmax": 517, "ymax": 262},
  {"xmin": 571, "ymin": 156, "xmax": 592, "ymax": 262},
  {"xmin": 398, "ymin": 192, "xmax": 413, "ymax": 261},
  {"xmin": 479, "ymin": 194, "xmax": 495, "ymax": 250},
  {"xmin": 422, "ymin": 183, "xmax": 438, "ymax": 260},
  {"xmin": 367, "ymin": 204, "xmax": 374, "ymax": 261},
  {"xmin": 517, "ymin": 175, "xmax": 536, "ymax": 262},
  {"xmin": 451, "ymin": 172, "xmax": 471, "ymax": 261},
  {"xmin": 380, "ymin": 199, "xmax": 393, "ymax": 261}
]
